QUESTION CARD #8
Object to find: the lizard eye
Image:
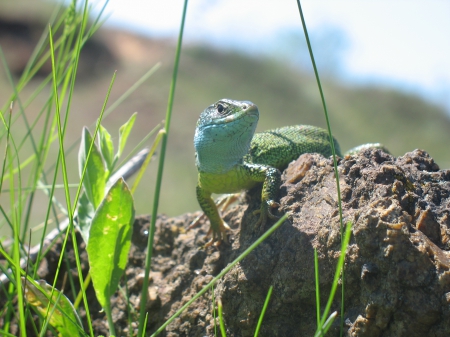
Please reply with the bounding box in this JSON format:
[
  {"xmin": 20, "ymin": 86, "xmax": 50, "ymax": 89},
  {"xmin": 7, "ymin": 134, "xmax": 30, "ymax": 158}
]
[{"xmin": 217, "ymin": 104, "xmax": 226, "ymax": 114}]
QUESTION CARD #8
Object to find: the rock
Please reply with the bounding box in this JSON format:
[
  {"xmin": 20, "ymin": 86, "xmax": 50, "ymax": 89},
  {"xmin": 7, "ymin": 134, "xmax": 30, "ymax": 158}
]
[
  {"xmin": 137, "ymin": 149, "xmax": 450, "ymax": 336},
  {"xmin": 7, "ymin": 149, "xmax": 450, "ymax": 336}
]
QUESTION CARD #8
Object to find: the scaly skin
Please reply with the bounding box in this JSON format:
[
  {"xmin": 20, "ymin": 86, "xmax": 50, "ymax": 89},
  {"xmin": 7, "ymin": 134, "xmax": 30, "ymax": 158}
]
[{"xmin": 193, "ymin": 98, "xmax": 345, "ymax": 245}]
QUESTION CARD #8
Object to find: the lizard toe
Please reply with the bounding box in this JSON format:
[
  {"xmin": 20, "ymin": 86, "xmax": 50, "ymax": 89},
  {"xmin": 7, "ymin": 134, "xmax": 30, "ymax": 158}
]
[
  {"xmin": 252, "ymin": 209, "xmax": 263, "ymax": 227},
  {"xmin": 188, "ymin": 213, "xmax": 206, "ymax": 230},
  {"xmin": 204, "ymin": 220, "xmax": 230, "ymax": 247}
]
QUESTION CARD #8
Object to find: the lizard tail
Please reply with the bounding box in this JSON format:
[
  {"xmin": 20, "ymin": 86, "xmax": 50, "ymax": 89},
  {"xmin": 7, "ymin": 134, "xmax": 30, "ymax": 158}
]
[{"xmin": 345, "ymin": 143, "xmax": 390, "ymax": 156}]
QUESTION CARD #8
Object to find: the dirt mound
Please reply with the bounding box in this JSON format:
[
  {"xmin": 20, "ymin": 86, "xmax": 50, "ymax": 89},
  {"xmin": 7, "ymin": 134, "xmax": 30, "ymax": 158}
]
[{"xmin": 4, "ymin": 149, "xmax": 450, "ymax": 336}]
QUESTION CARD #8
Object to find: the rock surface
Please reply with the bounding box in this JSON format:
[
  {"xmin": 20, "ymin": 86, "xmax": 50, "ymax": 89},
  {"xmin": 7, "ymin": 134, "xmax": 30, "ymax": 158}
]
[{"xmin": 4, "ymin": 149, "xmax": 450, "ymax": 336}]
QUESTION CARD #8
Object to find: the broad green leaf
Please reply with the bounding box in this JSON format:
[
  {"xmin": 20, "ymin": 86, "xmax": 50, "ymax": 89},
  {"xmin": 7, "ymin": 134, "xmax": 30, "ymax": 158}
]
[
  {"xmin": 116, "ymin": 112, "xmax": 137, "ymax": 160},
  {"xmin": 78, "ymin": 127, "xmax": 107, "ymax": 209},
  {"xmin": 22, "ymin": 278, "xmax": 84, "ymax": 337},
  {"xmin": 98, "ymin": 124, "xmax": 114, "ymax": 173},
  {"xmin": 87, "ymin": 178, "xmax": 134, "ymax": 309},
  {"xmin": 76, "ymin": 192, "xmax": 95, "ymax": 244}
]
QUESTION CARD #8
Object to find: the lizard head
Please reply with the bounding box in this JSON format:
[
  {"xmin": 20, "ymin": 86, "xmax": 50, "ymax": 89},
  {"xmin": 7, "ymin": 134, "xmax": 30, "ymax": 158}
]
[
  {"xmin": 196, "ymin": 99, "xmax": 259, "ymax": 128},
  {"xmin": 194, "ymin": 99, "xmax": 259, "ymax": 173}
]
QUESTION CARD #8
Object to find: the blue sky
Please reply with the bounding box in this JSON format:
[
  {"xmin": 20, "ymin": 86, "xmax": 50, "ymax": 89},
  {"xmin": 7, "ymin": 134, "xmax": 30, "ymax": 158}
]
[{"xmin": 92, "ymin": 0, "xmax": 450, "ymax": 113}]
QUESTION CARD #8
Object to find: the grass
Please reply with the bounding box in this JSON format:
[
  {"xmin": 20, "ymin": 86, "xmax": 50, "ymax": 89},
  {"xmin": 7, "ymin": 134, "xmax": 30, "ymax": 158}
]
[
  {"xmin": 137, "ymin": 0, "xmax": 188, "ymax": 332},
  {"xmin": 0, "ymin": 0, "xmax": 439, "ymax": 336}
]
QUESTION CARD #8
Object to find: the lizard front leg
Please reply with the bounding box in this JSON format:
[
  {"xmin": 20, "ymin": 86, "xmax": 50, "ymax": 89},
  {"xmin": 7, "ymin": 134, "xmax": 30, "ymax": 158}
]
[
  {"xmin": 242, "ymin": 164, "xmax": 282, "ymax": 227},
  {"xmin": 194, "ymin": 185, "xmax": 230, "ymax": 246}
]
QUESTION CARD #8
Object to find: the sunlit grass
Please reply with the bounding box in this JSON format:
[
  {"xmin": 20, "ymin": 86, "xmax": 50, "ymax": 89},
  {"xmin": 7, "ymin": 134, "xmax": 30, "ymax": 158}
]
[{"xmin": 0, "ymin": 0, "xmax": 159, "ymax": 336}]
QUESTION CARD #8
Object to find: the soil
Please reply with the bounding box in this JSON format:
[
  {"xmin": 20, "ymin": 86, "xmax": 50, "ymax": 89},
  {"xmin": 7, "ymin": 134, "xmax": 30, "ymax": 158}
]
[{"xmin": 3, "ymin": 149, "xmax": 450, "ymax": 336}]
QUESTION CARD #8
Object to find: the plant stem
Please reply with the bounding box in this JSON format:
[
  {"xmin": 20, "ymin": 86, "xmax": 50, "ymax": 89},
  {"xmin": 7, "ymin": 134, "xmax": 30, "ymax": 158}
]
[
  {"xmin": 137, "ymin": 1, "xmax": 189, "ymax": 335},
  {"xmin": 295, "ymin": 1, "xmax": 346, "ymax": 334}
]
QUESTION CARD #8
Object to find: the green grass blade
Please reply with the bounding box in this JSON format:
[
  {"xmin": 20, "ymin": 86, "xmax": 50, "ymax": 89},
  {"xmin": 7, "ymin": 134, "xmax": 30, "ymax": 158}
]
[
  {"xmin": 295, "ymin": 1, "xmax": 347, "ymax": 334},
  {"xmin": 141, "ymin": 313, "xmax": 149, "ymax": 337},
  {"xmin": 53, "ymin": 28, "xmax": 116, "ymax": 326},
  {"xmin": 3, "ymin": 104, "xmax": 26, "ymax": 336},
  {"xmin": 137, "ymin": 1, "xmax": 189, "ymax": 334},
  {"xmin": 0, "ymin": 106, "xmax": 12, "ymax": 199},
  {"xmin": 0, "ymin": 47, "xmax": 43, "ymax": 243},
  {"xmin": 73, "ymin": 272, "xmax": 91, "ymax": 310},
  {"xmin": 316, "ymin": 222, "xmax": 352, "ymax": 334},
  {"xmin": 211, "ymin": 285, "xmax": 218, "ymax": 337},
  {"xmin": 0, "ymin": 329, "xmax": 16, "ymax": 337},
  {"xmin": 102, "ymin": 63, "xmax": 161, "ymax": 119},
  {"xmin": 42, "ymin": 63, "xmax": 161, "ymax": 177},
  {"xmin": 314, "ymin": 248, "xmax": 321, "ymax": 330},
  {"xmin": 294, "ymin": 0, "xmax": 343, "ymax": 230},
  {"xmin": 130, "ymin": 129, "xmax": 165, "ymax": 194},
  {"xmin": 254, "ymin": 285, "xmax": 273, "ymax": 337},
  {"xmin": 218, "ymin": 298, "xmax": 227, "ymax": 337},
  {"xmin": 47, "ymin": 3, "xmax": 98, "ymax": 335},
  {"xmin": 314, "ymin": 311, "xmax": 338, "ymax": 337},
  {"xmin": 117, "ymin": 120, "xmax": 164, "ymax": 171},
  {"xmin": 86, "ymin": 178, "xmax": 134, "ymax": 336},
  {"xmin": 46, "ymin": 21, "xmax": 78, "ymax": 337}
]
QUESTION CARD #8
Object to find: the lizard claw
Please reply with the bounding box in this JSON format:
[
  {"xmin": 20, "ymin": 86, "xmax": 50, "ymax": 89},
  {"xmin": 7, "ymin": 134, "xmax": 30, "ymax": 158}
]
[
  {"xmin": 253, "ymin": 200, "xmax": 281, "ymax": 227},
  {"xmin": 188, "ymin": 213, "xmax": 205, "ymax": 230},
  {"xmin": 189, "ymin": 210, "xmax": 231, "ymax": 247},
  {"xmin": 204, "ymin": 220, "xmax": 230, "ymax": 247}
]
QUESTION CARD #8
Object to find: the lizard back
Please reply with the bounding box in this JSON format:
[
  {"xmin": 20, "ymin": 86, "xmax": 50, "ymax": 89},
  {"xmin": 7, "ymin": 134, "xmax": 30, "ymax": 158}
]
[{"xmin": 244, "ymin": 125, "xmax": 342, "ymax": 170}]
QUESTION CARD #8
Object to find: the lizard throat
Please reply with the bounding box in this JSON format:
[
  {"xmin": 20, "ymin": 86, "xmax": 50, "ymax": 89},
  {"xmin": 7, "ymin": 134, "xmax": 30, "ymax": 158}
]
[{"xmin": 194, "ymin": 115, "xmax": 258, "ymax": 174}]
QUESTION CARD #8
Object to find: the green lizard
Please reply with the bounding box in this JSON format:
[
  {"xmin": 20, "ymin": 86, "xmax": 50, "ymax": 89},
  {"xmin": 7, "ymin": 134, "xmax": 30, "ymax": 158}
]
[{"xmin": 193, "ymin": 98, "xmax": 384, "ymax": 246}]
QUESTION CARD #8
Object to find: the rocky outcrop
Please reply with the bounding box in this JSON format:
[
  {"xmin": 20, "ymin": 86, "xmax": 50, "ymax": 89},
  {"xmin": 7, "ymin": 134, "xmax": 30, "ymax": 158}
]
[{"xmin": 11, "ymin": 149, "xmax": 450, "ymax": 337}]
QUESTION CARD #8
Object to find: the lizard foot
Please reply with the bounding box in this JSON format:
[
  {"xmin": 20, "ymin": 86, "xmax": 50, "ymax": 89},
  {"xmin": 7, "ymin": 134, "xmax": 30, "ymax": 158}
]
[
  {"xmin": 188, "ymin": 193, "xmax": 240, "ymax": 230},
  {"xmin": 204, "ymin": 220, "xmax": 231, "ymax": 247},
  {"xmin": 253, "ymin": 200, "xmax": 280, "ymax": 227},
  {"xmin": 188, "ymin": 212, "xmax": 230, "ymax": 247}
]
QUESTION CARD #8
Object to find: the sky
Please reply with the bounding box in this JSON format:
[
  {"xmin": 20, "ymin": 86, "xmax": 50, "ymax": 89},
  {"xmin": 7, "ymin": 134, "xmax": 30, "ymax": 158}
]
[{"xmin": 90, "ymin": 0, "xmax": 450, "ymax": 113}]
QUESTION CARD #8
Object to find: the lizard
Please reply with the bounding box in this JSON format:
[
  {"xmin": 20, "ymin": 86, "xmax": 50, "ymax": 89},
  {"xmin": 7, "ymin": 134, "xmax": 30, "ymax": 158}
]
[{"xmin": 192, "ymin": 98, "xmax": 385, "ymax": 246}]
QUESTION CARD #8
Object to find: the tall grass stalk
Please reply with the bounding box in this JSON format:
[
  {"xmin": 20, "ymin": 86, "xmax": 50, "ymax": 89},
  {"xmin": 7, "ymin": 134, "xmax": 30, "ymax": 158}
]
[
  {"xmin": 254, "ymin": 285, "xmax": 273, "ymax": 337},
  {"xmin": 296, "ymin": 1, "xmax": 347, "ymax": 334},
  {"xmin": 218, "ymin": 298, "xmax": 227, "ymax": 337},
  {"xmin": 314, "ymin": 248, "xmax": 321, "ymax": 329},
  {"xmin": 137, "ymin": 0, "xmax": 189, "ymax": 335},
  {"xmin": 5, "ymin": 105, "xmax": 27, "ymax": 335},
  {"xmin": 0, "ymin": 1, "xmax": 106, "ymax": 335},
  {"xmin": 47, "ymin": 4, "xmax": 97, "ymax": 334},
  {"xmin": 315, "ymin": 223, "xmax": 352, "ymax": 336},
  {"xmin": 0, "ymin": 0, "xmax": 161, "ymax": 335}
]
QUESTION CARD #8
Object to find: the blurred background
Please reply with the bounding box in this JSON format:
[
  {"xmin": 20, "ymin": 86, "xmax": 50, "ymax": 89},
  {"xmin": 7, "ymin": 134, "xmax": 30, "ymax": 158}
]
[{"xmin": 1, "ymin": 0, "xmax": 449, "ymax": 237}]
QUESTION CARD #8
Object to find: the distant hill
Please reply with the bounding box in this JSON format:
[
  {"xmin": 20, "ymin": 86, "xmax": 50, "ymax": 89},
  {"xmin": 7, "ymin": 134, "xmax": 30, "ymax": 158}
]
[{"xmin": 1, "ymin": 1, "xmax": 449, "ymax": 218}]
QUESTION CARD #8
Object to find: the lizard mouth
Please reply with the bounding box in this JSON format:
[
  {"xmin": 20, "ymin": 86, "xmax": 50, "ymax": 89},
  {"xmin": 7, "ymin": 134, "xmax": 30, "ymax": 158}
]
[
  {"xmin": 219, "ymin": 103, "xmax": 259, "ymax": 124},
  {"xmin": 243, "ymin": 103, "xmax": 258, "ymax": 116},
  {"xmin": 222, "ymin": 111, "xmax": 258, "ymax": 125}
]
